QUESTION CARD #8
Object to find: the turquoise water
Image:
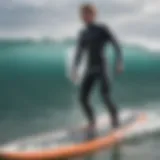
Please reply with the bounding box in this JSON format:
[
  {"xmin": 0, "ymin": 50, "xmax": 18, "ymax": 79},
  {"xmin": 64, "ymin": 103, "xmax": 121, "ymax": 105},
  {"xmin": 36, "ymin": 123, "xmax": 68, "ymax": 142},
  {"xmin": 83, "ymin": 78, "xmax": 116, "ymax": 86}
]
[{"xmin": 0, "ymin": 40, "xmax": 160, "ymax": 159}]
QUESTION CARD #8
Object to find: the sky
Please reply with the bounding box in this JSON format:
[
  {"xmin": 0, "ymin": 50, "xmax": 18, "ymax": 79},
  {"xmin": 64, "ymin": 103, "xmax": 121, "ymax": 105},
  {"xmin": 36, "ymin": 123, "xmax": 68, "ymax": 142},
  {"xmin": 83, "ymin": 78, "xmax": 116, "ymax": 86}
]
[{"xmin": 0, "ymin": 0, "xmax": 160, "ymax": 47}]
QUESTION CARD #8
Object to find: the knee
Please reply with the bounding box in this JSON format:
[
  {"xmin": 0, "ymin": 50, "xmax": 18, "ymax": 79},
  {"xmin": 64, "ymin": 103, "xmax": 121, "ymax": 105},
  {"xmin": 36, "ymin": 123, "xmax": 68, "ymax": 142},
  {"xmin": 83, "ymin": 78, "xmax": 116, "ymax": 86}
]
[{"xmin": 100, "ymin": 85, "xmax": 110, "ymax": 99}]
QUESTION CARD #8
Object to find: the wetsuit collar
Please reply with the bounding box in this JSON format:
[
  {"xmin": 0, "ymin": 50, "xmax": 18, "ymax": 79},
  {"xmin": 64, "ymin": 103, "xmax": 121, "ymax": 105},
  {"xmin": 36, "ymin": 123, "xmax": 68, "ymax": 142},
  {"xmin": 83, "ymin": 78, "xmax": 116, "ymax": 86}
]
[{"xmin": 86, "ymin": 22, "xmax": 96, "ymax": 28}]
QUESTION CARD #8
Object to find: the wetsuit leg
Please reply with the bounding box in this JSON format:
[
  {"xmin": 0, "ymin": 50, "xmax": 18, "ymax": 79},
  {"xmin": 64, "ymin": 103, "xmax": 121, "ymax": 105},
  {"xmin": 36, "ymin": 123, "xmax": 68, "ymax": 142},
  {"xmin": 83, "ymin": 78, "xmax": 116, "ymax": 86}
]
[
  {"xmin": 99, "ymin": 70, "xmax": 119, "ymax": 128},
  {"xmin": 79, "ymin": 73, "xmax": 97, "ymax": 126}
]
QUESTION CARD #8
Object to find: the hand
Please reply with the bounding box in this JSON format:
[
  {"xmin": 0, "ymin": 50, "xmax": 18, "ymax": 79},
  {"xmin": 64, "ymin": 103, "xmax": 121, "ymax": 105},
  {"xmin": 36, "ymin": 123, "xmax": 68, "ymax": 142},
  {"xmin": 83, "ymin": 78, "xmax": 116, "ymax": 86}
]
[{"xmin": 116, "ymin": 62, "xmax": 124, "ymax": 75}]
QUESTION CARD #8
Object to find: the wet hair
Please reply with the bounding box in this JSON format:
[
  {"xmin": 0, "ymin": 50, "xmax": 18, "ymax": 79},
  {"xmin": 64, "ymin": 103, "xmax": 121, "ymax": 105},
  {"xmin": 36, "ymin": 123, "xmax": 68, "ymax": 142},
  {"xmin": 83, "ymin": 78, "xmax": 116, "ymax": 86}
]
[{"xmin": 80, "ymin": 3, "xmax": 97, "ymax": 16}]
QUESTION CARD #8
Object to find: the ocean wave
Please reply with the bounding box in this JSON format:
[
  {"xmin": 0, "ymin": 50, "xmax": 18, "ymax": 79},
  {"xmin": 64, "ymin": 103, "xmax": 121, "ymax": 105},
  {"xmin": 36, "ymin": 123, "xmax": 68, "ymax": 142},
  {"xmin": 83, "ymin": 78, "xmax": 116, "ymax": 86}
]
[
  {"xmin": 0, "ymin": 35, "xmax": 160, "ymax": 52},
  {"xmin": 0, "ymin": 38, "xmax": 57, "ymax": 45},
  {"xmin": 0, "ymin": 35, "xmax": 159, "ymax": 54},
  {"xmin": 0, "ymin": 36, "xmax": 75, "ymax": 45},
  {"xmin": 1, "ymin": 108, "xmax": 160, "ymax": 152},
  {"xmin": 123, "ymin": 37, "xmax": 160, "ymax": 52}
]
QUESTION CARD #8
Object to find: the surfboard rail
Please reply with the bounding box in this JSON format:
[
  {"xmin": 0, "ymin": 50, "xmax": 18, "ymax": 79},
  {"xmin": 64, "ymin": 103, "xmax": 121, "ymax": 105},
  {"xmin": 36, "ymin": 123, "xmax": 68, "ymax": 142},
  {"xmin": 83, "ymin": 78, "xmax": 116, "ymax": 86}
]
[{"xmin": 0, "ymin": 114, "xmax": 146, "ymax": 160}]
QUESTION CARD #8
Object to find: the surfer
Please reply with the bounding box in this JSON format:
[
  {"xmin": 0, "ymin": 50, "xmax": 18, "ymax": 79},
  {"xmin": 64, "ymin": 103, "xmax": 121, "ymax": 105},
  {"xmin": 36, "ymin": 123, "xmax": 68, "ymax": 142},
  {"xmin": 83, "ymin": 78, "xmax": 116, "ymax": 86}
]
[{"xmin": 72, "ymin": 4, "xmax": 124, "ymax": 129}]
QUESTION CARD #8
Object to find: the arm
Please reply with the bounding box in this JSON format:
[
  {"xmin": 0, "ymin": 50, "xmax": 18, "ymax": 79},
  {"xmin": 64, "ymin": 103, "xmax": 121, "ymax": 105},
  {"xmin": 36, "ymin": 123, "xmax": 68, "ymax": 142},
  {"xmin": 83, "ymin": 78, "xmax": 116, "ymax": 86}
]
[
  {"xmin": 71, "ymin": 31, "xmax": 85, "ymax": 83},
  {"xmin": 73, "ymin": 31, "xmax": 85, "ymax": 70},
  {"xmin": 104, "ymin": 26, "xmax": 124, "ymax": 73}
]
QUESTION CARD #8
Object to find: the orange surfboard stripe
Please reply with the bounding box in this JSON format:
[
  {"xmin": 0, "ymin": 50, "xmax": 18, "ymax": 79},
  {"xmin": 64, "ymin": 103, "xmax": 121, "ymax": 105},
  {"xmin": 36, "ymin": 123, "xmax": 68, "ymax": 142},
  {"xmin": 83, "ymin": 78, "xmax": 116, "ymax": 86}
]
[{"xmin": 0, "ymin": 114, "xmax": 146, "ymax": 160}]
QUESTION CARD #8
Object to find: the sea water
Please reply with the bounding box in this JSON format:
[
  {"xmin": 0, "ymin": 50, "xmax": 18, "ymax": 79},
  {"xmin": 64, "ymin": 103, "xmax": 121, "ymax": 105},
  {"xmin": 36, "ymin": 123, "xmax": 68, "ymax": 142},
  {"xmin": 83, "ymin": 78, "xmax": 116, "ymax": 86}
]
[{"xmin": 0, "ymin": 39, "xmax": 160, "ymax": 160}]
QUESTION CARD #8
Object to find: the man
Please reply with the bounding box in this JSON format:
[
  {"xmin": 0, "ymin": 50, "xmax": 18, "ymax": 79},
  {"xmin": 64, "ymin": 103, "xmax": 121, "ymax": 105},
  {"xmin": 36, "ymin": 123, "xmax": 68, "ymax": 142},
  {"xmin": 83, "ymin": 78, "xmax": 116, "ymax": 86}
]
[{"xmin": 72, "ymin": 4, "xmax": 124, "ymax": 129}]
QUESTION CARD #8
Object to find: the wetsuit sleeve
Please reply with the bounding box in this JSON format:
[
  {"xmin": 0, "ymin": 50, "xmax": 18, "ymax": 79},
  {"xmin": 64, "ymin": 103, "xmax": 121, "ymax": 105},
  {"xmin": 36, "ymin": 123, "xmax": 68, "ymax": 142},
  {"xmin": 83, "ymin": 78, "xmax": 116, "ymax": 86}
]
[
  {"xmin": 103, "ymin": 26, "xmax": 123, "ymax": 64},
  {"xmin": 73, "ymin": 31, "xmax": 85, "ymax": 69}
]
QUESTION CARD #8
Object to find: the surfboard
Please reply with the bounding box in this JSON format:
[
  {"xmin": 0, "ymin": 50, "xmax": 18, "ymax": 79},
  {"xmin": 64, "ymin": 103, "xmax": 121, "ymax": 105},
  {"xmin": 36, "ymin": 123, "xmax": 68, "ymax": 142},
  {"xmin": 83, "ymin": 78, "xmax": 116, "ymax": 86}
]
[{"xmin": 0, "ymin": 110, "xmax": 150, "ymax": 160}]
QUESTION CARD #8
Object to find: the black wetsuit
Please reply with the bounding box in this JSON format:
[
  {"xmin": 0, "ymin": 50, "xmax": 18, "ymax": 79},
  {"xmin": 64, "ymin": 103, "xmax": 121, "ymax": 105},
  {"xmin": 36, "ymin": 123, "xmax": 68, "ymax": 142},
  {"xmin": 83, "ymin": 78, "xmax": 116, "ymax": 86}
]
[{"xmin": 74, "ymin": 23, "xmax": 122, "ymax": 127}]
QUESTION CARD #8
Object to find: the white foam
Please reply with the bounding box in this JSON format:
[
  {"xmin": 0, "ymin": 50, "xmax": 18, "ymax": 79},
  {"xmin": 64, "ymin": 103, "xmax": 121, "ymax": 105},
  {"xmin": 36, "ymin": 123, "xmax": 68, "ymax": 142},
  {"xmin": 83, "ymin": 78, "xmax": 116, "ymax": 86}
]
[
  {"xmin": 0, "ymin": 130, "xmax": 69, "ymax": 152},
  {"xmin": 124, "ymin": 109, "xmax": 160, "ymax": 140},
  {"xmin": 0, "ymin": 109, "xmax": 131, "ymax": 152},
  {"xmin": 1, "ymin": 109, "xmax": 160, "ymax": 152},
  {"xmin": 122, "ymin": 37, "xmax": 160, "ymax": 52}
]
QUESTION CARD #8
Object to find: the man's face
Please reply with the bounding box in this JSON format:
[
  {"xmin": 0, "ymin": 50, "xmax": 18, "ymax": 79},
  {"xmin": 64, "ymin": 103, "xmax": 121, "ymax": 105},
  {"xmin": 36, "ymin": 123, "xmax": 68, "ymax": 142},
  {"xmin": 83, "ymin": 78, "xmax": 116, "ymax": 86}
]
[{"xmin": 81, "ymin": 11, "xmax": 95, "ymax": 24}]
